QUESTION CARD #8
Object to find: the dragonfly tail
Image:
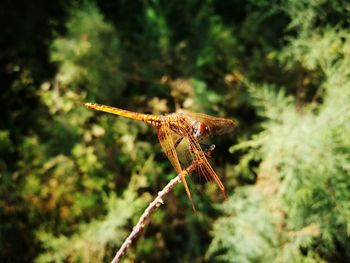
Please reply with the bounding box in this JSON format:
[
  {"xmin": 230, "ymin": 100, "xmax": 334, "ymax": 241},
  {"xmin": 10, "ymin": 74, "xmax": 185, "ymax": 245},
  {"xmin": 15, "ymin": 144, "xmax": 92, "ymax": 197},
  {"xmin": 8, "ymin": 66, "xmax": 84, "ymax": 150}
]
[{"xmin": 84, "ymin": 102, "xmax": 161, "ymax": 127}]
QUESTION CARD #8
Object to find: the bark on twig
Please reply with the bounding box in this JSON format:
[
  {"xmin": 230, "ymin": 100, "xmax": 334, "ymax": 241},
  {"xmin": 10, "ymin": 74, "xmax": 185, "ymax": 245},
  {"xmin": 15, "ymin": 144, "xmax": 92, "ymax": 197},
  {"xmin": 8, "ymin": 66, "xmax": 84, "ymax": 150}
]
[{"xmin": 110, "ymin": 160, "xmax": 200, "ymax": 263}]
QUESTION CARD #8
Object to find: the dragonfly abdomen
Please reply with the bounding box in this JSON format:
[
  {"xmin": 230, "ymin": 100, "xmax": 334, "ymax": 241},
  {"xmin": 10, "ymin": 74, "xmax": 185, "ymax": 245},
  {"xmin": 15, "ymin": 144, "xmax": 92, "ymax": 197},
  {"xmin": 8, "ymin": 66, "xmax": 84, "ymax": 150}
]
[{"xmin": 84, "ymin": 102, "xmax": 162, "ymax": 127}]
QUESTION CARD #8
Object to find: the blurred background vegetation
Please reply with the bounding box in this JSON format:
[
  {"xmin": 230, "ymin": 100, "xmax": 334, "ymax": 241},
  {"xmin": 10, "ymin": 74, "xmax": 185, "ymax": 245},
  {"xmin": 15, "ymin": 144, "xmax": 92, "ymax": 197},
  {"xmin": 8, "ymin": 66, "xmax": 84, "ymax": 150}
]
[{"xmin": 1, "ymin": 0, "xmax": 349, "ymax": 262}]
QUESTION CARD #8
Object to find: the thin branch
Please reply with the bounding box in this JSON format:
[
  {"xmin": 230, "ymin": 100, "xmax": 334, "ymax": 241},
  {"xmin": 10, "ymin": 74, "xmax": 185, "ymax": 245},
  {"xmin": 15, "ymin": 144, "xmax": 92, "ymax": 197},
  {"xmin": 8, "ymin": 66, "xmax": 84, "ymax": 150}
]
[
  {"xmin": 111, "ymin": 144, "xmax": 216, "ymax": 262},
  {"xmin": 111, "ymin": 160, "xmax": 200, "ymax": 263}
]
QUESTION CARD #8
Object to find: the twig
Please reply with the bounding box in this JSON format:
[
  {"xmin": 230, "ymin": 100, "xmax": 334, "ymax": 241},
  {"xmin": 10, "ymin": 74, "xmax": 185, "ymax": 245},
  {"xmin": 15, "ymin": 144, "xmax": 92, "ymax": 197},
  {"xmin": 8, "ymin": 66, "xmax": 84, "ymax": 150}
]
[{"xmin": 111, "ymin": 160, "xmax": 200, "ymax": 263}]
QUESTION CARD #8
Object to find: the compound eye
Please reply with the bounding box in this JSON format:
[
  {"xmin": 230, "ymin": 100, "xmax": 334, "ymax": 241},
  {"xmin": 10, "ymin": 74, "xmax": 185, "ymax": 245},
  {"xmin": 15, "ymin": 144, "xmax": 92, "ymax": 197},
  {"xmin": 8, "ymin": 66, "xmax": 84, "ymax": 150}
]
[{"xmin": 198, "ymin": 123, "xmax": 206, "ymax": 132}]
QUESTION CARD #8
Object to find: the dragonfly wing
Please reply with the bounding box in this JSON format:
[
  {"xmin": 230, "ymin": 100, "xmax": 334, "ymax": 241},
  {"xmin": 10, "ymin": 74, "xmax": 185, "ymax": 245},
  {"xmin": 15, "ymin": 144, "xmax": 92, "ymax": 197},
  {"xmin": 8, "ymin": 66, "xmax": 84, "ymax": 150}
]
[
  {"xmin": 175, "ymin": 138, "xmax": 193, "ymax": 167},
  {"xmin": 157, "ymin": 124, "xmax": 196, "ymax": 211},
  {"xmin": 186, "ymin": 134, "xmax": 228, "ymax": 200},
  {"xmin": 183, "ymin": 112, "xmax": 238, "ymax": 135}
]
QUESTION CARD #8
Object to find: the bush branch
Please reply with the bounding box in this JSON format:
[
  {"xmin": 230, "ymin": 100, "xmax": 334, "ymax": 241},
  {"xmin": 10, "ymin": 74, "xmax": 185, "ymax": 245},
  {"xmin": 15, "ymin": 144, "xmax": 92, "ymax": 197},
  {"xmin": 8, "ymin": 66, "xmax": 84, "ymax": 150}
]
[
  {"xmin": 111, "ymin": 144, "xmax": 216, "ymax": 262},
  {"xmin": 111, "ymin": 160, "xmax": 200, "ymax": 263}
]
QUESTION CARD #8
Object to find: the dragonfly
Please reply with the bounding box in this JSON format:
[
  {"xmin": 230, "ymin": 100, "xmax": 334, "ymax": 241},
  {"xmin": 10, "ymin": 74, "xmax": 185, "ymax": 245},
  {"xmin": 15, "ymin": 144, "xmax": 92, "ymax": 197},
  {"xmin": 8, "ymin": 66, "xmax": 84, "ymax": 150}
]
[{"xmin": 84, "ymin": 102, "xmax": 238, "ymax": 210}]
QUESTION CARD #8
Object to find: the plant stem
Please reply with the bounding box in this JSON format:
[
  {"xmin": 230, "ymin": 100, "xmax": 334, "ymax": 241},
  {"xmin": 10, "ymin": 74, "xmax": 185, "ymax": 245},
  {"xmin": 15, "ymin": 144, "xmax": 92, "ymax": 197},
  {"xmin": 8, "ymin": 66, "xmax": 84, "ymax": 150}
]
[{"xmin": 111, "ymin": 160, "xmax": 200, "ymax": 263}]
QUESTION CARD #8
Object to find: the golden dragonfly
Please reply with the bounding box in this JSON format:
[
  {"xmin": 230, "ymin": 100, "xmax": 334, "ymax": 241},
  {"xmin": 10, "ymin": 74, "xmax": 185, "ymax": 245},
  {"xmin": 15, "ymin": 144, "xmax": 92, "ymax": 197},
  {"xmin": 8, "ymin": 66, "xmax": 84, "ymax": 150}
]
[{"xmin": 84, "ymin": 102, "xmax": 237, "ymax": 210}]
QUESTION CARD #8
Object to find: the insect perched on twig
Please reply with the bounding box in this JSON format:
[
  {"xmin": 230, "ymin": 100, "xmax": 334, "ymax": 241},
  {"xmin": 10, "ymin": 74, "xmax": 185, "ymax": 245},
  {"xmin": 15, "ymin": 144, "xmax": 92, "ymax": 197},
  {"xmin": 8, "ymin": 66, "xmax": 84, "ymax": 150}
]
[{"xmin": 84, "ymin": 102, "xmax": 237, "ymax": 211}]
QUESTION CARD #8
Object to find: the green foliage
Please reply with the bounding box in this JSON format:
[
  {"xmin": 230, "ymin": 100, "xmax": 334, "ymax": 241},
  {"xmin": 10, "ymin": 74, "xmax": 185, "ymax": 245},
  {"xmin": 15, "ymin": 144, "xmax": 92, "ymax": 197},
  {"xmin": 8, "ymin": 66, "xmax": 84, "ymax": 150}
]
[
  {"xmin": 2, "ymin": 0, "xmax": 350, "ymax": 262},
  {"xmin": 208, "ymin": 26, "xmax": 350, "ymax": 262},
  {"xmin": 207, "ymin": 189, "xmax": 279, "ymax": 262},
  {"xmin": 36, "ymin": 177, "xmax": 151, "ymax": 263},
  {"xmin": 50, "ymin": 2, "xmax": 124, "ymax": 102}
]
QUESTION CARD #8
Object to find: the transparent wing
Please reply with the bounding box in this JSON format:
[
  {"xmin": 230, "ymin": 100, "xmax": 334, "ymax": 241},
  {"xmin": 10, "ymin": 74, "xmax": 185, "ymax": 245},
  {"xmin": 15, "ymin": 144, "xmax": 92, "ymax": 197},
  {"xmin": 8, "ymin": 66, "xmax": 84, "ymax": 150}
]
[
  {"xmin": 175, "ymin": 138, "xmax": 193, "ymax": 167},
  {"xmin": 185, "ymin": 133, "xmax": 228, "ymax": 200},
  {"xmin": 157, "ymin": 124, "xmax": 196, "ymax": 211},
  {"xmin": 183, "ymin": 111, "xmax": 238, "ymax": 136},
  {"xmin": 176, "ymin": 139, "xmax": 215, "ymax": 187}
]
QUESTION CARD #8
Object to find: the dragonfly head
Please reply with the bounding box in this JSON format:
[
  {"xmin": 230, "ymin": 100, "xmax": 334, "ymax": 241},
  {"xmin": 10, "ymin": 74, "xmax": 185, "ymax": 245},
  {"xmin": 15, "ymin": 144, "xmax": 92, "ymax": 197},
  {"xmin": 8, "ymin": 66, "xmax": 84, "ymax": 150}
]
[{"xmin": 194, "ymin": 122, "xmax": 210, "ymax": 140}]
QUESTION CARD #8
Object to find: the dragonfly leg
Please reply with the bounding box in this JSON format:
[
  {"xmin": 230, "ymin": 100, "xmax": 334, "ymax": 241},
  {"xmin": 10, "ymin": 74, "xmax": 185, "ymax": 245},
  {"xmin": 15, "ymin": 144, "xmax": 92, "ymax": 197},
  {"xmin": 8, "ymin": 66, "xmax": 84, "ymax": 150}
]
[{"xmin": 203, "ymin": 144, "xmax": 216, "ymax": 158}]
